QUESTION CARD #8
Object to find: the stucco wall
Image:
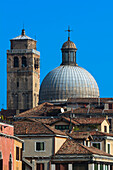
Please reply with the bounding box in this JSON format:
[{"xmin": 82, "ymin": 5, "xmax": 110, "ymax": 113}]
[
  {"xmin": 22, "ymin": 136, "xmax": 54, "ymax": 158},
  {"xmin": 0, "ymin": 123, "xmax": 14, "ymax": 170},
  {"xmin": 101, "ymin": 120, "xmax": 109, "ymax": 133},
  {"xmin": 106, "ymin": 139, "xmax": 113, "ymax": 155},
  {"xmin": 55, "ymin": 137, "xmax": 67, "ymax": 153},
  {"xmin": 14, "ymin": 139, "xmax": 22, "ymax": 170}
]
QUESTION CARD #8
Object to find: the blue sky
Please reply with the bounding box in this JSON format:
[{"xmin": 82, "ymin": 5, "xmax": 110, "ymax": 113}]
[{"xmin": 0, "ymin": 0, "xmax": 113, "ymax": 110}]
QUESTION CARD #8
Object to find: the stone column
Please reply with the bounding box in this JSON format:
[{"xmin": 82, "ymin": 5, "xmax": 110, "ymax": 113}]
[
  {"xmin": 44, "ymin": 162, "xmax": 49, "ymax": 170},
  {"xmin": 108, "ymin": 165, "xmax": 110, "ymax": 170},
  {"xmin": 68, "ymin": 164, "xmax": 72, "ymax": 170},
  {"xmin": 32, "ymin": 160, "xmax": 36, "ymax": 170},
  {"xmin": 51, "ymin": 164, "xmax": 55, "ymax": 170},
  {"xmin": 103, "ymin": 164, "xmax": 105, "ymax": 170},
  {"xmin": 88, "ymin": 163, "xmax": 94, "ymax": 170},
  {"xmin": 98, "ymin": 164, "xmax": 100, "ymax": 170}
]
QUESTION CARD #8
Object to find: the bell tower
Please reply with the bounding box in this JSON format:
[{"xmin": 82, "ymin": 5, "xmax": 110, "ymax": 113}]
[{"xmin": 7, "ymin": 29, "xmax": 40, "ymax": 111}]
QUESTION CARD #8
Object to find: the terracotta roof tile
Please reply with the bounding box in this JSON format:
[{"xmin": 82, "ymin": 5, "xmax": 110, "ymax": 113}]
[
  {"xmin": 73, "ymin": 117, "xmax": 106, "ymax": 125},
  {"xmin": 67, "ymin": 98, "xmax": 113, "ymax": 104},
  {"xmin": 37, "ymin": 118, "xmax": 60, "ymax": 124},
  {"xmin": 67, "ymin": 131, "xmax": 92, "ymax": 140},
  {"xmin": 69, "ymin": 130, "xmax": 113, "ymax": 139},
  {"xmin": 64, "ymin": 107, "xmax": 105, "ymax": 114},
  {"xmin": 0, "ymin": 109, "xmax": 16, "ymax": 118},
  {"xmin": 89, "ymin": 131, "xmax": 113, "ymax": 137},
  {"xmin": 48, "ymin": 116, "xmax": 79, "ymax": 126},
  {"xmin": 32, "ymin": 116, "xmax": 107, "ymax": 127},
  {"xmin": 56, "ymin": 138, "xmax": 113, "ymax": 157},
  {"xmin": 14, "ymin": 119, "xmax": 66, "ymax": 136},
  {"xmin": 16, "ymin": 102, "xmax": 62, "ymax": 118}
]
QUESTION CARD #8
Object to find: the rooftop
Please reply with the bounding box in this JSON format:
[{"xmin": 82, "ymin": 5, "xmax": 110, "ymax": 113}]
[
  {"xmin": 11, "ymin": 29, "xmax": 36, "ymax": 41},
  {"xmin": 15, "ymin": 102, "xmax": 62, "ymax": 118},
  {"xmin": 14, "ymin": 118, "xmax": 66, "ymax": 136},
  {"xmin": 56, "ymin": 138, "xmax": 113, "ymax": 157},
  {"xmin": 67, "ymin": 97, "xmax": 113, "ymax": 104}
]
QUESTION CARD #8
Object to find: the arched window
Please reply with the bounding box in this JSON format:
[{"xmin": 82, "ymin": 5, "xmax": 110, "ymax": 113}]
[
  {"xmin": 22, "ymin": 56, "xmax": 27, "ymax": 67},
  {"xmin": 14, "ymin": 56, "xmax": 19, "ymax": 67},
  {"xmin": 9, "ymin": 154, "xmax": 12, "ymax": 170}
]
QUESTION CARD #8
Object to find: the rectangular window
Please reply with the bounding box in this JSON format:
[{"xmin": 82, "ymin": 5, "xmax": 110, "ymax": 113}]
[
  {"xmin": 36, "ymin": 163, "xmax": 44, "ymax": 170},
  {"xmin": 65, "ymin": 52, "xmax": 68, "ymax": 62},
  {"xmin": 109, "ymin": 104, "xmax": 112, "ymax": 109},
  {"xmin": 73, "ymin": 164, "xmax": 87, "ymax": 170},
  {"xmin": 70, "ymin": 52, "xmax": 74, "ymax": 62},
  {"xmin": 104, "ymin": 126, "xmax": 107, "ymax": 132},
  {"xmin": 22, "ymin": 143, "xmax": 25, "ymax": 151},
  {"xmin": 34, "ymin": 58, "xmax": 39, "ymax": 69},
  {"xmin": 20, "ymin": 148, "xmax": 22, "ymax": 161},
  {"xmin": 86, "ymin": 141, "xmax": 88, "ymax": 146},
  {"xmin": 17, "ymin": 81, "xmax": 19, "ymax": 87},
  {"xmin": 16, "ymin": 147, "xmax": 19, "ymax": 161},
  {"xmin": 36, "ymin": 142, "xmax": 45, "ymax": 151},
  {"xmin": 107, "ymin": 143, "xmax": 110, "ymax": 154},
  {"xmin": 55, "ymin": 125, "xmax": 69, "ymax": 130},
  {"xmin": 92, "ymin": 143, "xmax": 101, "ymax": 149}
]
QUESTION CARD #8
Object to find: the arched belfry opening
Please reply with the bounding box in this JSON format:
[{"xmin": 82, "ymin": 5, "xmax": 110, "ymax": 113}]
[{"xmin": 22, "ymin": 56, "xmax": 27, "ymax": 67}]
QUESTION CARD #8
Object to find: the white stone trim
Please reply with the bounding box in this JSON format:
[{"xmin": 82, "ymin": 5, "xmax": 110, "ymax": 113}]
[
  {"xmin": 68, "ymin": 164, "xmax": 72, "ymax": 170},
  {"xmin": 88, "ymin": 163, "xmax": 94, "ymax": 170},
  {"xmin": 51, "ymin": 164, "xmax": 55, "ymax": 170}
]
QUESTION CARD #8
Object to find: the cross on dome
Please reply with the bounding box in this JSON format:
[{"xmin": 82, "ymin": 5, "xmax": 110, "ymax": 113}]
[{"xmin": 65, "ymin": 26, "xmax": 72, "ymax": 41}]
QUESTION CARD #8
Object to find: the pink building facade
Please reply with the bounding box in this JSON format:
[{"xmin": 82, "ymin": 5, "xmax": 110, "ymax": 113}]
[
  {"xmin": 0, "ymin": 122, "xmax": 22, "ymax": 170},
  {"xmin": 0, "ymin": 122, "xmax": 14, "ymax": 170}
]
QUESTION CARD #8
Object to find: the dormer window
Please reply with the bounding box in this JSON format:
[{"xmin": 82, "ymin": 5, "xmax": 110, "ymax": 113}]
[{"xmin": 92, "ymin": 142, "xmax": 101, "ymax": 150}]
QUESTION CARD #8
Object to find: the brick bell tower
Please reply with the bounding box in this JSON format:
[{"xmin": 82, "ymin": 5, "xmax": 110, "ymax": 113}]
[{"xmin": 7, "ymin": 29, "xmax": 40, "ymax": 111}]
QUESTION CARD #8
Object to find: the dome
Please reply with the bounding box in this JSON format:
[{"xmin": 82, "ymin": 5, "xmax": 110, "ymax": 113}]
[
  {"xmin": 62, "ymin": 40, "xmax": 77, "ymax": 49},
  {"xmin": 39, "ymin": 29, "xmax": 99, "ymax": 104},
  {"xmin": 39, "ymin": 65, "xmax": 99, "ymax": 104}
]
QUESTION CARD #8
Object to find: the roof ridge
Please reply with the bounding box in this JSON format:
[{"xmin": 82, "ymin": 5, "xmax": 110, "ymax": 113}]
[
  {"xmin": 67, "ymin": 117, "xmax": 80, "ymax": 125},
  {"xmin": 77, "ymin": 143, "xmax": 92, "ymax": 154},
  {"xmin": 42, "ymin": 124, "xmax": 55, "ymax": 134}
]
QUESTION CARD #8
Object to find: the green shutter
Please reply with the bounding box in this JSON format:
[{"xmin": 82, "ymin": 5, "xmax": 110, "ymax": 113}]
[{"xmin": 94, "ymin": 164, "xmax": 98, "ymax": 170}]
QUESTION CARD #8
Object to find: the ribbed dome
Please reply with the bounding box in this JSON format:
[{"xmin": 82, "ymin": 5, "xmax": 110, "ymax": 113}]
[
  {"xmin": 62, "ymin": 40, "xmax": 77, "ymax": 49},
  {"xmin": 39, "ymin": 65, "xmax": 99, "ymax": 104}
]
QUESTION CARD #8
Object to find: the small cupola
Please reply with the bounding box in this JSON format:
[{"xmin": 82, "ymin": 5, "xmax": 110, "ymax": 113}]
[{"xmin": 61, "ymin": 27, "xmax": 77, "ymax": 66}]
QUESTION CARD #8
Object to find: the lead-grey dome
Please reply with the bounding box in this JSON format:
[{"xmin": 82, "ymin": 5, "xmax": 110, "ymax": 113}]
[
  {"xmin": 39, "ymin": 32, "xmax": 99, "ymax": 104},
  {"xmin": 39, "ymin": 65, "xmax": 99, "ymax": 104}
]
